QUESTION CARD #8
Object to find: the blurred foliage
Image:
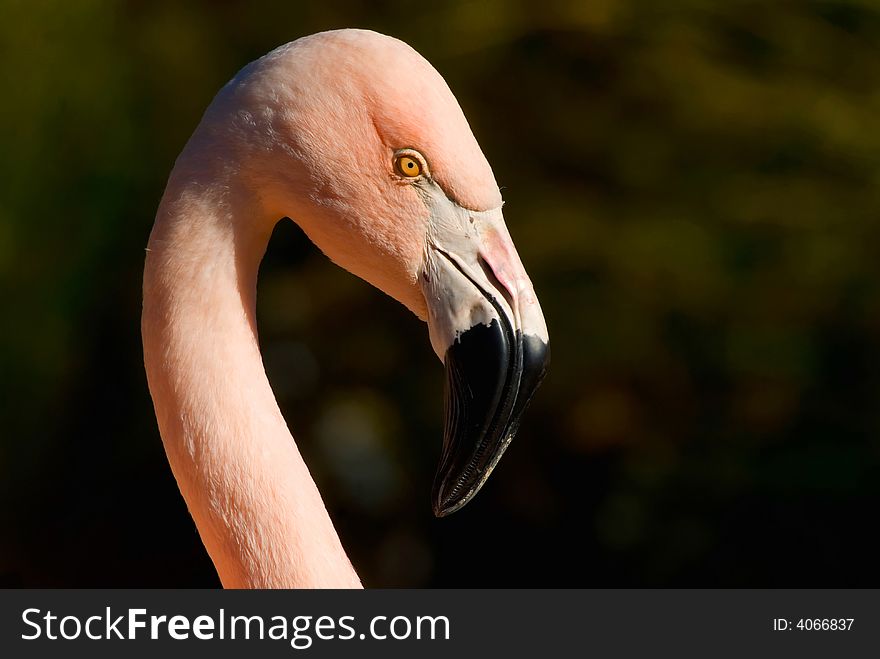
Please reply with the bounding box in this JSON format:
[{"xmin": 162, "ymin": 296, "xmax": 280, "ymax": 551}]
[{"xmin": 1, "ymin": 0, "xmax": 879, "ymax": 586}]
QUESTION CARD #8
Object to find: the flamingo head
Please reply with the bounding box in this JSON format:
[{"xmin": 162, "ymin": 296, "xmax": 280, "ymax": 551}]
[{"xmin": 204, "ymin": 29, "xmax": 549, "ymax": 516}]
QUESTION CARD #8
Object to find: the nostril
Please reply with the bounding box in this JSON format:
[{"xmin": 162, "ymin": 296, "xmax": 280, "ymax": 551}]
[{"xmin": 478, "ymin": 254, "xmax": 516, "ymax": 316}]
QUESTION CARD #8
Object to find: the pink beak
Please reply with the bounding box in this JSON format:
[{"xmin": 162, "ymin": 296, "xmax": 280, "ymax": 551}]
[{"xmin": 419, "ymin": 193, "xmax": 550, "ymax": 516}]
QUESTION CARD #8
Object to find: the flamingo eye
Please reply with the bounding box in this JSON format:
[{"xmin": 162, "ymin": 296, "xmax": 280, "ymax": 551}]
[{"xmin": 395, "ymin": 155, "xmax": 422, "ymax": 178}]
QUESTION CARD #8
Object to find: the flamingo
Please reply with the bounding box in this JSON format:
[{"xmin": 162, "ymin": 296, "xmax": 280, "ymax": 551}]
[{"xmin": 142, "ymin": 29, "xmax": 549, "ymax": 588}]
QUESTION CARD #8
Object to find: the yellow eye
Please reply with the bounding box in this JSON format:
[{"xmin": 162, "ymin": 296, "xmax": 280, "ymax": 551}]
[{"xmin": 396, "ymin": 155, "xmax": 422, "ymax": 177}]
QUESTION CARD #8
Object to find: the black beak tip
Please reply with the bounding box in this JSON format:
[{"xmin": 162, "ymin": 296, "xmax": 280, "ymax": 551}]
[
  {"xmin": 432, "ymin": 496, "xmax": 470, "ymax": 518},
  {"xmin": 431, "ymin": 480, "xmax": 470, "ymax": 517},
  {"xmin": 432, "ymin": 501, "xmax": 453, "ymax": 518},
  {"xmin": 431, "ymin": 320, "xmax": 550, "ymax": 518}
]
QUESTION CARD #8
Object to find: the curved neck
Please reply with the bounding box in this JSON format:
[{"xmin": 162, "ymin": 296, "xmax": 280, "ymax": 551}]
[{"xmin": 142, "ymin": 169, "xmax": 361, "ymax": 588}]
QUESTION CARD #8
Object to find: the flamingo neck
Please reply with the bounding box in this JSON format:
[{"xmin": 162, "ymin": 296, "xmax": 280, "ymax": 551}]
[{"xmin": 142, "ymin": 169, "xmax": 361, "ymax": 588}]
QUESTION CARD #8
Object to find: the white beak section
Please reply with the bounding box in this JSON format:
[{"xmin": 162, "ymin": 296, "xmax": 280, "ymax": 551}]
[{"xmin": 418, "ymin": 184, "xmax": 549, "ymax": 361}]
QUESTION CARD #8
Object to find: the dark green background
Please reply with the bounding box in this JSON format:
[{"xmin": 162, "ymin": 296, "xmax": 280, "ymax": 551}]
[{"xmin": 1, "ymin": 0, "xmax": 878, "ymax": 586}]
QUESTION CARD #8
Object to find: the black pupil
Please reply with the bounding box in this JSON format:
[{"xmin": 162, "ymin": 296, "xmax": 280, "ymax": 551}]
[{"xmin": 407, "ymin": 162, "xmax": 414, "ymax": 168}]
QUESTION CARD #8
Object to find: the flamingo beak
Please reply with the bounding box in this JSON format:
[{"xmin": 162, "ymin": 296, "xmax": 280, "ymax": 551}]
[{"xmin": 419, "ymin": 200, "xmax": 550, "ymax": 517}]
